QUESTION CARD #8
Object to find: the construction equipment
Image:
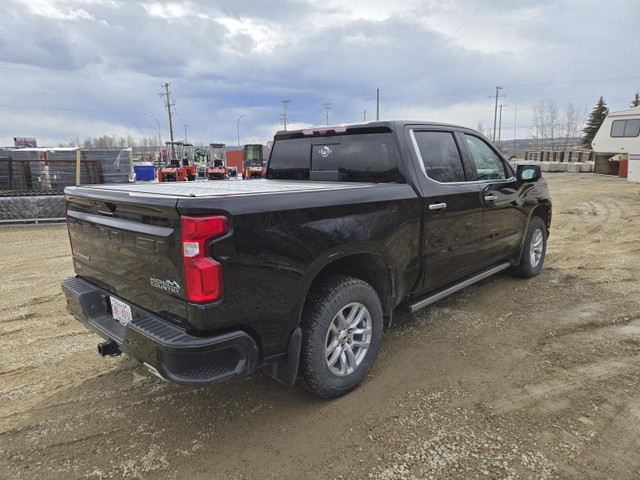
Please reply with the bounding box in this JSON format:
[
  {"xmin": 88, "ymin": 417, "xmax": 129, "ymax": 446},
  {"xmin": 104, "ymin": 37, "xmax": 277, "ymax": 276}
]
[
  {"xmin": 242, "ymin": 144, "xmax": 264, "ymax": 179},
  {"xmin": 206, "ymin": 143, "xmax": 228, "ymax": 180},
  {"xmin": 158, "ymin": 141, "xmax": 196, "ymax": 182},
  {"xmin": 181, "ymin": 143, "xmax": 196, "ymax": 181}
]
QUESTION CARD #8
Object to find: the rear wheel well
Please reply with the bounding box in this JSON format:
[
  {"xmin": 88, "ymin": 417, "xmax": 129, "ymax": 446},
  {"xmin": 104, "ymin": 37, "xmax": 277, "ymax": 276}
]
[{"xmin": 305, "ymin": 254, "xmax": 394, "ymax": 327}]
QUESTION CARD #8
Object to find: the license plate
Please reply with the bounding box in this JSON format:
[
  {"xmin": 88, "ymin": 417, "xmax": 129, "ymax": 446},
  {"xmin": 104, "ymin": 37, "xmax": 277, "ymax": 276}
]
[{"xmin": 110, "ymin": 297, "xmax": 133, "ymax": 325}]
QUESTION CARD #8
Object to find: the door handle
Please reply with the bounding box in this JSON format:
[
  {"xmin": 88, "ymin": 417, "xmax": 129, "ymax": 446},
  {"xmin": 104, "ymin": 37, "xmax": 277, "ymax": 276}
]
[
  {"xmin": 429, "ymin": 202, "xmax": 447, "ymax": 211},
  {"xmin": 484, "ymin": 195, "xmax": 497, "ymax": 202}
]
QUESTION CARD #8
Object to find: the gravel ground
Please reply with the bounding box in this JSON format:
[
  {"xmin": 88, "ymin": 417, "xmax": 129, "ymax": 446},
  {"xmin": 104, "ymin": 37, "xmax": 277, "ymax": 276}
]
[{"xmin": 1, "ymin": 173, "xmax": 639, "ymax": 479}]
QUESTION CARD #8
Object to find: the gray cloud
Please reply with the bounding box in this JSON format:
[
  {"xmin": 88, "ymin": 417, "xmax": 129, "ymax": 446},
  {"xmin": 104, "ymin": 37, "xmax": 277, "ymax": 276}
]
[{"xmin": 1, "ymin": 0, "xmax": 638, "ymax": 146}]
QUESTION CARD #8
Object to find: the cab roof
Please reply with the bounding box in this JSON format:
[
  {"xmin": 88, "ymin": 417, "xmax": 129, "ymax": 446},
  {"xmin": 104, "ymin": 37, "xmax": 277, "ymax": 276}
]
[{"xmin": 273, "ymin": 120, "xmax": 475, "ymax": 140}]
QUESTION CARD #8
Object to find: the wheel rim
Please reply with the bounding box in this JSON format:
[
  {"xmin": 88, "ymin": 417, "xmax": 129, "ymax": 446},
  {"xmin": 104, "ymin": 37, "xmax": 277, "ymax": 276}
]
[
  {"xmin": 530, "ymin": 228, "xmax": 544, "ymax": 267},
  {"xmin": 325, "ymin": 302, "xmax": 372, "ymax": 377}
]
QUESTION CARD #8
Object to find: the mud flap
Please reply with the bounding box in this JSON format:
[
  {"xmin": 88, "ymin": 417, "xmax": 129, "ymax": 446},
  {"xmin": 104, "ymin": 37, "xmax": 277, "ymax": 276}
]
[{"xmin": 265, "ymin": 327, "xmax": 301, "ymax": 387}]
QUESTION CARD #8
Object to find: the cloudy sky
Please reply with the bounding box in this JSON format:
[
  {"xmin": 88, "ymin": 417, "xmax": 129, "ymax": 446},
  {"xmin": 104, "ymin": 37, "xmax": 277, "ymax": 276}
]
[{"xmin": 1, "ymin": 0, "xmax": 639, "ymax": 147}]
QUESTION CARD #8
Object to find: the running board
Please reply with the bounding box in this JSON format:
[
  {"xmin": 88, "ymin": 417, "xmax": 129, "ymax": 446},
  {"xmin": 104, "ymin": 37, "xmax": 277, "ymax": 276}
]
[{"xmin": 403, "ymin": 263, "xmax": 511, "ymax": 314}]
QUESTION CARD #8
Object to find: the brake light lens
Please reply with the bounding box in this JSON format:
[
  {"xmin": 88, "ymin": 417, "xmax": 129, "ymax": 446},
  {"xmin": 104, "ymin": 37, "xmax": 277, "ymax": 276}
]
[
  {"xmin": 181, "ymin": 215, "xmax": 229, "ymax": 303},
  {"xmin": 301, "ymin": 125, "xmax": 348, "ymax": 136}
]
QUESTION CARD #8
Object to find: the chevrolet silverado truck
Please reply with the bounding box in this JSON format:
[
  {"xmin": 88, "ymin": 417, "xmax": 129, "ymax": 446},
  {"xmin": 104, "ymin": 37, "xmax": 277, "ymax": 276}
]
[{"xmin": 62, "ymin": 121, "xmax": 551, "ymax": 398}]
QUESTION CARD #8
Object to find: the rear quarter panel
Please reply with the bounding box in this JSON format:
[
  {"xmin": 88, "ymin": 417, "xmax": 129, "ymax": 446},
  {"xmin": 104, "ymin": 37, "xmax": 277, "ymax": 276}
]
[{"xmin": 178, "ymin": 183, "xmax": 421, "ymax": 359}]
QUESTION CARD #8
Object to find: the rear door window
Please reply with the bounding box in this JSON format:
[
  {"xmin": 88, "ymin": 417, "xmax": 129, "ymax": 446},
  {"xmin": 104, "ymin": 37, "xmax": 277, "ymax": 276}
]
[{"xmin": 412, "ymin": 131, "xmax": 466, "ymax": 183}]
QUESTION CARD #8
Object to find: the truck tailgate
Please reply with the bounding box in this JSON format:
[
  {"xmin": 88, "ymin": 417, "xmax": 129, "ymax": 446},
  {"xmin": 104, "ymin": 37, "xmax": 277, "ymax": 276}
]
[{"xmin": 65, "ymin": 192, "xmax": 187, "ymax": 326}]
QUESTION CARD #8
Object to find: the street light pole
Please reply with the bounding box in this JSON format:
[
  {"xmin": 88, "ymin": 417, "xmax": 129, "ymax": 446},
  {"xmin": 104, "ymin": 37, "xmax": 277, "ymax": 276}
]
[
  {"xmin": 144, "ymin": 113, "xmax": 162, "ymax": 149},
  {"xmin": 237, "ymin": 114, "xmax": 246, "ymax": 146},
  {"xmin": 184, "ymin": 124, "xmax": 189, "ymax": 143}
]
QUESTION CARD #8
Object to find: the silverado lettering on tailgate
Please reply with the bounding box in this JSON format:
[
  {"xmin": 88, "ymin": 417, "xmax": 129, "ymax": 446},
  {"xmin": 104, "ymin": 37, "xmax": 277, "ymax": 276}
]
[{"xmin": 70, "ymin": 219, "xmax": 166, "ymax": 253}]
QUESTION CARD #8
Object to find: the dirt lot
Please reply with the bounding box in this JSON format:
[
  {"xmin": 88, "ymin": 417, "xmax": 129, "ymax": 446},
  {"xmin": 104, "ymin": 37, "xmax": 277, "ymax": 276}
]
[{"xmin": 1, "ymin": 174, "xmax": 639, "ymax": 480}]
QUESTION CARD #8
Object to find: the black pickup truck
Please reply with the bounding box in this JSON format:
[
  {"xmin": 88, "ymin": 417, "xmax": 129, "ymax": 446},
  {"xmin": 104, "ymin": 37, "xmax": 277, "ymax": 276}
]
[{"xmin": 62, "ymin": 121, "xmax": 551, "ymax": 398}]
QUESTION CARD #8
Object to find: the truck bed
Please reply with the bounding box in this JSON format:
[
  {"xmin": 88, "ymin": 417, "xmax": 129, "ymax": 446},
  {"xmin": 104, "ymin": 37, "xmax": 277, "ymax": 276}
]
[{"xmin": 68, "ymin": 179, "xmax": 378, "ymax": 199}]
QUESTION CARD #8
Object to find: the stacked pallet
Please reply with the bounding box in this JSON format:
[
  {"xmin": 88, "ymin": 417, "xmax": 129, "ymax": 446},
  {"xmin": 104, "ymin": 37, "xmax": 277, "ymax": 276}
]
[
  {"xmin": 555, "ymin": 150, "xmax": 595, "ymax": 162},
  {"xmin": 524, "ymin": 151, "xmax": 543, "ymax": 162},
  {"xmin": 550, "ymin": 151, "xmax": 564, "ymax": 162}
]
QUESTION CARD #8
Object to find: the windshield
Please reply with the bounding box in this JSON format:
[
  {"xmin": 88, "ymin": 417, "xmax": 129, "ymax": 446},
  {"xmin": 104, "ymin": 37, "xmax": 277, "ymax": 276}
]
[{"xmin": 244, "ymin": 145, "xmax": 263, "ymax": 165}]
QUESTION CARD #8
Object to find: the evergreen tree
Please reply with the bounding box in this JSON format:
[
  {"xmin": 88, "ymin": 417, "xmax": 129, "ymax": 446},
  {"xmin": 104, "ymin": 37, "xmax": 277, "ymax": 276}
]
[
  {"xmin": 631, "ymin": 91, "xmax": 640, "ymax": 108},
  {"xmin": 582, "ymin": 96, "xmax": 609, "ymax": 149}
]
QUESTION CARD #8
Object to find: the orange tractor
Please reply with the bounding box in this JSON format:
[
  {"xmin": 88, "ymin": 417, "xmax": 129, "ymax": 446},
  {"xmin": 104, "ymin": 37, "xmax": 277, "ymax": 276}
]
[
  {"xmin": 158, "ymin": 141, "xmax": 196, "ymax": 182},
  {"xmin": 206, "ymin": 143, "xmax": 228, "ymax": 180},
  {"xmin": 242, "ymin": 144, "xmax": 264, "ymax": 179}
]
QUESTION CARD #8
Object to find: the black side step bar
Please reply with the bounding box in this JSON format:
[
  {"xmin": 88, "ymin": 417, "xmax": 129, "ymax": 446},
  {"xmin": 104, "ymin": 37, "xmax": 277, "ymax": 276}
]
[{"xmin": 403, "ymin": 263, "xmax": 511, "ymax": 314}]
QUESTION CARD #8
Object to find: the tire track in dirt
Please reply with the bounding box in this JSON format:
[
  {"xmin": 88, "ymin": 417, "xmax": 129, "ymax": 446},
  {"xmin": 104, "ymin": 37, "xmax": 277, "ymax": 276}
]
[{"xmin": 1, "ymin": 175, "xmax": 640, "ymax": 479}]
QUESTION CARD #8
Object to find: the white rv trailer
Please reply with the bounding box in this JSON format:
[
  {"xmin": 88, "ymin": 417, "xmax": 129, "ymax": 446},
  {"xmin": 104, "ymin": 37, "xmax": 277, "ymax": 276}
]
[{"xmin": 591, "ymin": 106, "xmax": 640, "ymax": 182}]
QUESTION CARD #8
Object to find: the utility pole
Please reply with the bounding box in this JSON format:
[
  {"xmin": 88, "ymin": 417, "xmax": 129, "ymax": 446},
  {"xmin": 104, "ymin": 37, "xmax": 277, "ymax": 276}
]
[
  {"xmin": 184, "ymin": 124, "xmax": 189, "ymax": 142},
  {"xmin": 323, "ymin": 103, "xmax": 332, "ymax": 125},
  {"xmin": 160, "ymin": 82, "xmax": 175, "ymax": 143},
  {"xmin": 513, "ymin": 105, "xmax": 517, "ymax": 155},
  {"xmin": 281, "ymin": 99, "xmax": 291, "ymax": 130},
  {"xmin": 362, "ymin": 109, "xmax": 366, "ymax": 122},
  {"xmin": 489, "ymin": 86, "xmax": 504, "ymax": 143},
  {"xmin": 498, "ymin": 104, "xmax": 507, "ymax": 147},
  {"xmin": 376, "ymin": 88, "xmax": 380, "ymax": 121}
]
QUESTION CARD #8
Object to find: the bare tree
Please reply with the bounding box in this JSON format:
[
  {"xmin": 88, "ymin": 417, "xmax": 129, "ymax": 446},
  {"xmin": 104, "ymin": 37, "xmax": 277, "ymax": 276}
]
[
  {"xmin": 562, "ymin": 103, "xmax": 587, "ymax": 149},
  {"xmin": 531, "ymin": 102, "xmax": 547, "ymax": 149},
  {"xmin": 531, "ymin": 101, "xmax": 569, "ymax": 150},
  {"xmin": 65, "ymin": 137, "xmax": 81, "ymax": 148},
  {"xmin": 547, "ymin": 101, "xmax": 560, "ymax": 150},
  {"xmin": 126, "ymin": 134, "xmax": 135, "ymax": 148}
]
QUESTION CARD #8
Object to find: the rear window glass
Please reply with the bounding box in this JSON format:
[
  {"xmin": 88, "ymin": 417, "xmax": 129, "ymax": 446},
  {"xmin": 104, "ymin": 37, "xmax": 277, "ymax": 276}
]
[
  {"xmin": 268, "ymin": 133, "xmax": 403, "ymax": 183},
  {"xmin": 413, "ymin": 131, "xmax": 466, "ymax": 183},
  {"xmin": 267, "ymin": 138, "xmax": 310, "ymax": 179}
]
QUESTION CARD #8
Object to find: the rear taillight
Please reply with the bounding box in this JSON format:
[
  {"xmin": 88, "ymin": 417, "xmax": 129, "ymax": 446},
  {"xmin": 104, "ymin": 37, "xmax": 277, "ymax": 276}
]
[{"xmin": 181, "ymin": 215, "xmax": 229, "ymax": 303}]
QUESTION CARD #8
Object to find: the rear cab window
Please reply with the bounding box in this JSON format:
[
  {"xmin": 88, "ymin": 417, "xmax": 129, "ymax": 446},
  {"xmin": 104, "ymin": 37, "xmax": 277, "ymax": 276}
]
[
  {"xmin": 267, "ymin": 138, "xmax": 310, "ymax": 179},
  {"xmin": 267, "ymin": 132, "xmax": 404, "ymax": 183}
]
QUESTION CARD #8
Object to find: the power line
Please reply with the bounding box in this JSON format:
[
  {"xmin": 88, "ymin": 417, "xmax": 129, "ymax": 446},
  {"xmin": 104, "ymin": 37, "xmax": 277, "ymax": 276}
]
[
  {"xmin": 504, "ymin": 75, "xmax": 640, "ymax": 89},
  {"xmin": 0, "ymin": 66, "xmax": 157, "ymax": 86},
  {"xmin": 414, "ymin": 0, "xmax": 489, "ymax": 76},
  {"xmin": 0, "ymin": 104, "xmax": 156, "ymax": 115},
  {"xmin": 376, "ymin": 75, "xmax": 640, "ymax": 107},
  {"xmin": 405, "ymin": 1, "xmax": 458, "ymax": 63}
]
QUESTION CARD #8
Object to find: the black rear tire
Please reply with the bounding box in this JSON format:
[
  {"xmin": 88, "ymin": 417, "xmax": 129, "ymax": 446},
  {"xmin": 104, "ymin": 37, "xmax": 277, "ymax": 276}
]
[
  {"xmin": 300, "ymin": 275, "xmax": 383, "ymax": 398},
  {"xmin": 511, "ymin": 216, "xmax": 547, "ymax": 278}
]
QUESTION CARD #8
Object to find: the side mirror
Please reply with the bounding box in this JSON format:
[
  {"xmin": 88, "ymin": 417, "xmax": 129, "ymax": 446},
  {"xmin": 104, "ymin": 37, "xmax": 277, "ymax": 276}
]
[{"xmin": 517, "ymin": 164, "xmax": 541, "ymax": 182}]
